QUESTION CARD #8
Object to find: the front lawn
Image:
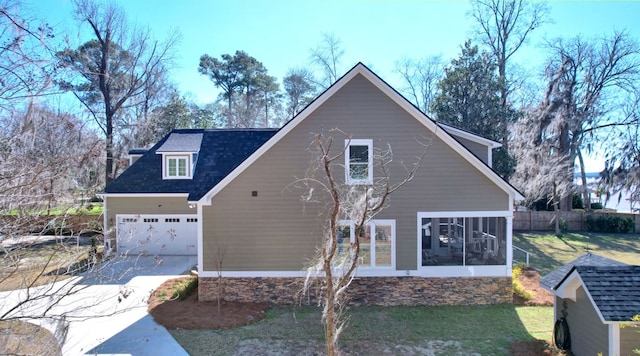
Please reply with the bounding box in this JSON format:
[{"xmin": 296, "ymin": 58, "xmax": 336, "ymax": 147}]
[
  {"xmin": 513, "ymin": 231, "xmax": 640, "ymax": 275},
  {"xmin": 171, "ymin": 304, "xmax": 553, "ymax": 355}
]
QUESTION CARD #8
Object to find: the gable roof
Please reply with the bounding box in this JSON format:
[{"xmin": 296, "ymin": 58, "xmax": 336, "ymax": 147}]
[
  {"xmin": 540, "ymin": 253, "xmax": 628, "ymax": 291},
  {"xmin": 556, "ymin": 265, "xmax": 640, "ymax": 323},
  {"xmin": 197, "ymin": 62, "xmax": 524, "ymax": 204},
  {"xmin": 103, "ymin": 129, "xmax": 276, "ymax": 197}
]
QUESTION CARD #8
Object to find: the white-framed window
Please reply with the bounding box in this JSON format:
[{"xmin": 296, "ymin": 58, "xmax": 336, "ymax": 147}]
[
  {"xmin": 337, "ymin": 219, "xmax": 395, "ymax": 269},
  {"xmin": 164, "ymin": 154, "xmax": 191, "ymax": 179},
  {"xmin": 345, "ymin": 139, "xmax": 373, "ymax": 184},
  {"xmin": 417, "ymin": 212, "xmax": 508, "ymax": 268}
]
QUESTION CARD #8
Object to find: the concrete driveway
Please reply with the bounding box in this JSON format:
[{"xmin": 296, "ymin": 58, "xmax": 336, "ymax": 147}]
[{"xmin": 0, "ymin": 254, "xmax": 197, "ymax": 356}]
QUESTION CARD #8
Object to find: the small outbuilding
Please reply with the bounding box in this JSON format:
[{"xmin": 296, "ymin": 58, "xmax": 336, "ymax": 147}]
[{"xmin": 540, "ymin": 253, "xmax": 640, "ymax": 356}]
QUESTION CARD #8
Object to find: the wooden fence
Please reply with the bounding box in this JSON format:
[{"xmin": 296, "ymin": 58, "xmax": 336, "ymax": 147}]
[{"xmin": 513, "ymin": 210, "xmax": 640, "ymax": 233}]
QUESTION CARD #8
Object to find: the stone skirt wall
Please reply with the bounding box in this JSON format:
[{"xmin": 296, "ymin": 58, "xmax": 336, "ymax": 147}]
[{"xmin": 199, "ymin": 276, "xmax": 513, "ymax": 306}]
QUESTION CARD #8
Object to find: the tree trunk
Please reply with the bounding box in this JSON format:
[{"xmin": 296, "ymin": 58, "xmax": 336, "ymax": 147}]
[{"xmin": 577, "ymin": 150, "xmax": 590, "ymax": 211}]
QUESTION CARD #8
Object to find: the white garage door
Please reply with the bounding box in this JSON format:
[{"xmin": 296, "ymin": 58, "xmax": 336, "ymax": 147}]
[{"xmin": 116, "ymin": 214, "xmax": 197, "ymax": 256}]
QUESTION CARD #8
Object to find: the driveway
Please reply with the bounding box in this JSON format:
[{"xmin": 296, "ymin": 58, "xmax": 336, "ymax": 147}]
[{"xmin": 0, "ymin": 254, "xmax": 197, "ymax": 356}]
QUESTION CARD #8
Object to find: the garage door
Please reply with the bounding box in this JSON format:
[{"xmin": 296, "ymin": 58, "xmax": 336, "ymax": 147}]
[{"xmin": 116, "ymin": 214, "xmax": 197, "ymax": 256}]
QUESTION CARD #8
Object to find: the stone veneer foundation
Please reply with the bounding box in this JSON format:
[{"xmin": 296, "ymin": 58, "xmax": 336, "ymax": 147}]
[{"xmin": 199, "ymin": 276, "xmax": 513, "ymax": 306}]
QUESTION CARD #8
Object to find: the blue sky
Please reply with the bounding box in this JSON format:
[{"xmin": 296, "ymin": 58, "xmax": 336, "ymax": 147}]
[{"xmin": 23, "ymin": 0, "xmax": 640, "ymax": 170}]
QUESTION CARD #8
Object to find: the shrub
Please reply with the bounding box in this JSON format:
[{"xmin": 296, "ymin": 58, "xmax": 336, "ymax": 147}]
[
  {"xmin": 590, "ymin": 202, "xmax": 604, "ymax": 210},
  {"xmin": 512, "ymin": 263, "xmax": 532, "ymax": 301},
  {"xmin": 572, "ymin": 194, "xmax": 584, "ymax": 209},
  {"xmin": 559, "ymin": 218, "xmax": 568, "ymax": 233},
  {"xmin": 585, "ymin": 215, "xmax": 635, "ymax": 233}
]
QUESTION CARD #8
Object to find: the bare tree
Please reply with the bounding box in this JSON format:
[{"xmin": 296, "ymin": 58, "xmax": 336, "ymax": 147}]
[
  {"xmin": 298, "ymin": 130, "xmax": 429, "ymax": 355},
  {"xmin": 470, "ymin": 0, "xmax": 549, "ymax": 107},
  {"xmin": 0, "ymin": 0, "xmax": 55, "ymax": 111},
  {"xmin": 511, "ymin": 32, "xmax": 640, "ymax": 216},
  {"xmin": 394, "ymin": 56, "xmax": 443, "ymax": 115},
  {"xmin": 600, "ymin": 95, "xmax": 640, "ymax": 210},
  {"xmin": 310, "ymin": 33, "xmax": 345, "ymax": 89},
  {"xmin": 56, "ymin": 0, "xmax": 180, "ymax": 185}
]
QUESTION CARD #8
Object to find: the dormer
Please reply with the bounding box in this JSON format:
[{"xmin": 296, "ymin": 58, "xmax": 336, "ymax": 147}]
[
  {"xmin": 439, "ymin": 123, "xmax": 501, "ymax": 167},
  {"xmin": 156, "ymin": 132, "xmax": 203, "ymax": 180}
]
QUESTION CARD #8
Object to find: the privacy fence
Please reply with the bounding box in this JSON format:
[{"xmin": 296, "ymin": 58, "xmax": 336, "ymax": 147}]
[{"xmin": 514, "ymin": 211, "xmax": 640, "ymax": 233}]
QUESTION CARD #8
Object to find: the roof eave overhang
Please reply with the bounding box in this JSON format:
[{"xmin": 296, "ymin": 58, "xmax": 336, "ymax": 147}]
[
  {"xmin": 196, "ymin": 62, "xmax": 524, "ymax": 204},
  {"xmin": 99, "ymin": 193, "xmax": 190, "ymax": 198}
]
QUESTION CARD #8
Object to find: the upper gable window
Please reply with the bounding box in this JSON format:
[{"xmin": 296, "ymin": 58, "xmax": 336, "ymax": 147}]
[
  {"xmin": 345, "ymin": 139, "xmax": 373, "ymax": 184},
  {"xmin": 164, "ymin": 154, "xmax": 192, "ymax": 179}
]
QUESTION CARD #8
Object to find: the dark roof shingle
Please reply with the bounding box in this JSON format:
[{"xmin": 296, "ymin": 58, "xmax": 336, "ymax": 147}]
[
  {"xmin": 575, "ymin": 265, "xmax": 640, "ymax": 322},
  {"xmin": 539, "ymin": 253, "xmax": 628, "ymax": 291},
  {"xmin": 103, "ymin": 128, "xmax": 277, "ymax": 199}
]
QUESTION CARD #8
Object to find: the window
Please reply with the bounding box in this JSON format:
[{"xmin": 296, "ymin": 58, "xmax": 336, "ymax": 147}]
[
  {"xmin": 338, "ymin": 219, "xmax": 395, "ymax": 268},
  {"xmin": 345, "ymin": 139, "xmax": 373, "ymax": 184},
  {"xmin": 418, "ymin": 213, "xmax": 507, "ymax": 267},
  {"xmin": 164, "ymin": 155, "xmax": 191, "ymax": 179}
]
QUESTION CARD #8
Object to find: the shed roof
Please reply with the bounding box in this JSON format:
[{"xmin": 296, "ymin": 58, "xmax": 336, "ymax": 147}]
[
  {"xmin": 540, "ymin": 253, "xmax": 628, "ymax": 291},
  {"xmin": 569, "ymin": 265, "xmax": 640, "ymax": 322}
]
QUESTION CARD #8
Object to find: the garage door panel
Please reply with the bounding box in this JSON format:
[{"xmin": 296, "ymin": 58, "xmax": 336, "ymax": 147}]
[{"xmin": 117, "ymin": 214, "xmax": 197, "ymax": 256}]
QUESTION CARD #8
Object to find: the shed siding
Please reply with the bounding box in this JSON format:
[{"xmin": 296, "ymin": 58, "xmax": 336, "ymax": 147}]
[
  {"xmin": 621, "ymin": 325, "xmax": 639, "ymax": 356},
  {"xmin": 203, "ymin": 74, "xmax": 509, "ymax": 272},
  {"xmin": 105, "ymin": 196, "xmax": 192, "ymax": 250},
  {"xmin": 564, "ymin": 286, "xmax": 608, "ymax": 356}
]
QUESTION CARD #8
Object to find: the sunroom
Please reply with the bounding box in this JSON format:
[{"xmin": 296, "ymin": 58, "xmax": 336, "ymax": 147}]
[{"xmin": 417, "ymin": 212, "xmax": 511, "ymax": 273}]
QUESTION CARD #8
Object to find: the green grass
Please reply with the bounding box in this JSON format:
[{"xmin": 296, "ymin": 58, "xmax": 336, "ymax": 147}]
[
  {"xmin": 3, "ymin": 204, "xmax": 103, "ymax": 216},
  {"xmin": 172, "ymin": 231, "xmax": 639, "ymax": 355},
  {"xmin": 171, "ymin": 304, "xmax": 553, "ymax": 355},
  {"xmin": 513, "ymin": 231, "xmax": 640, "ymax": 275}
]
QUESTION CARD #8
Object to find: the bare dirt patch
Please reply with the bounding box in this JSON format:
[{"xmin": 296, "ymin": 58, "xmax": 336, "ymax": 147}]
[{"xmin": 147, "ymin": 277, "xmax": 268, "ymax": 330}]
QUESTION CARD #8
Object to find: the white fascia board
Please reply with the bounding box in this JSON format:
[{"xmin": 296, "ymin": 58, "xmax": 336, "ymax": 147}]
[
  {"xmin": 198, "ymin": 266, "xmax": 509, "ymax": 278},
  {"xmin": 155, "ymin": 151, "xmax": 195, "ymax": 155},
  {"xmin": 198, "ymin": 63, "xmax": 523, "ymax": 204},
  {"xmin": 554, "ymin": 270, "xmax": 581, "ymax": 300},
  {"xmin": 438, "ymin": 123, "xmax": 502, "ymax": 149},
  {"xmin": 98, "ymin": 193, "xmax": 189, "ymax": 198},
  {"xmin": 417, "ymin": 210, "xmax": 513, "ymax": 218},
  {"xmin": 197, "ymin": 203, "xmax": 204, "ymax": 276}
]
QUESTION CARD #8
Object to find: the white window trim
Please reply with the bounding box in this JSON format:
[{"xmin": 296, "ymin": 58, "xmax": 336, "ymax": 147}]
[
  {"xmin": 163, "ymin": 153, "xmax": 192, "ymax": 179},
  {"xmin": 416, "ymin": 211, "xmax": 513, "ymax": 278},
  {"xmin": 345, "ymin": 139, "xmax": 373, "ymax": 184},
  {"xmin": 338, "ymin": 219, "xmax": 396, "ymax": 270}
]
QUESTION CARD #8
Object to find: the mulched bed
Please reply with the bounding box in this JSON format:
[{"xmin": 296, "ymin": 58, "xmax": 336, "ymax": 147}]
[{"xmin": 147, "ymin": 277, "xmax": 269, "ymax": 330}]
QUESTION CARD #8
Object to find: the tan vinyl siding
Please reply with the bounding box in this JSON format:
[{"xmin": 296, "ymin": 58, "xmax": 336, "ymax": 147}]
[
  {"xmin": 203, "ymin": 74, "xmax": 510, "ymax": 272},
  {"xmin": 105, "ymin": 196, "xmax": 192, "ymax": 249},
  {"xmin": 452, "ymin": 136, "xmax": 489, "ymax": 165},
  {"xmin": 564, "ymin": 286, "xmax": 608, "ymax": 356}
]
